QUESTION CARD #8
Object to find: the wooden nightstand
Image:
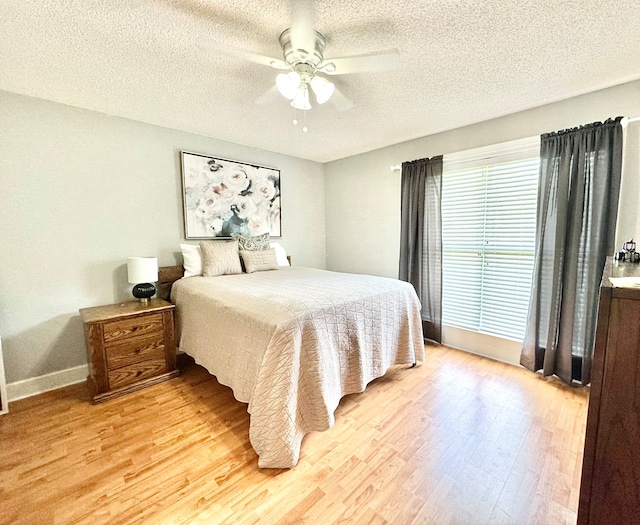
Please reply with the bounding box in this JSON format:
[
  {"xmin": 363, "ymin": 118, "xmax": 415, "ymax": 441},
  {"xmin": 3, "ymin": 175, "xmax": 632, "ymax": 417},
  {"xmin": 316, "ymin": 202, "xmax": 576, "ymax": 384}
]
[{"xmin": 80, "ymin": 299, "xmax": 179, "ymax": 403}]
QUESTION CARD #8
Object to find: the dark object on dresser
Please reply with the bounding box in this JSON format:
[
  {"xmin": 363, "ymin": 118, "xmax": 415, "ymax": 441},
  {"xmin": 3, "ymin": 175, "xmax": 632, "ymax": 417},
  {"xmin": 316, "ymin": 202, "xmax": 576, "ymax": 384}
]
[
  {"xmin": 132, "ymin": 282, "xmax": 157, "ymax": 302},
  {"xmin": 577, "ymin": 259, "xmax": 640, "ymax": 524}
]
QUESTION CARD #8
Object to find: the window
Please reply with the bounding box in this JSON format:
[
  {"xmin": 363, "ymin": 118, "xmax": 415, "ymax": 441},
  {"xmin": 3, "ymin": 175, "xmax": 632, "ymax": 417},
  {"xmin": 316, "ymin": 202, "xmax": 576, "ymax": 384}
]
[{"xmin": 442, "ymin": 138, "xmax": 539, "ymax": 341}]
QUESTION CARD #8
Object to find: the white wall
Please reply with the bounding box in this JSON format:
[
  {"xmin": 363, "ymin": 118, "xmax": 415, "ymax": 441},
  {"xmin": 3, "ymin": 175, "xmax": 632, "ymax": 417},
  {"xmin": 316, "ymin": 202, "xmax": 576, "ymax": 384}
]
[
  {"xmin": 325, "ymin": 80, "xmax": 640, "ymax": 278},
  {"xmin": 621, "ymin": 118, "xmax": 640, "ymax": 246},
  {"xmin": 0, "ymin": 90, "xmax": 326, "ymax": 385}
]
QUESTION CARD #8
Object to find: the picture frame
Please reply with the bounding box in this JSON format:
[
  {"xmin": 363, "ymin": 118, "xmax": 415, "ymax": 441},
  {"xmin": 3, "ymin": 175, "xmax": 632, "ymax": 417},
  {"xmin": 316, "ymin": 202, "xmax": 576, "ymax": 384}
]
[{"xmin": 180, "ymin": 151, "xmax": 281, "ymax": 239}]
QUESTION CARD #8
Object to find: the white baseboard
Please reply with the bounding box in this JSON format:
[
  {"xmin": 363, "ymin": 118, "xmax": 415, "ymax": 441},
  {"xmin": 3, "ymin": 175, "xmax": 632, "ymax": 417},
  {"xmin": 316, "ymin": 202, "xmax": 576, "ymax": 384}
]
[
  {"xmin": 7, "ymin": 364, "xmax": 89, "ymax": 403},
  {"xmin": 6, "ymin": 349, "xmax": 185, "ymax": 405}
]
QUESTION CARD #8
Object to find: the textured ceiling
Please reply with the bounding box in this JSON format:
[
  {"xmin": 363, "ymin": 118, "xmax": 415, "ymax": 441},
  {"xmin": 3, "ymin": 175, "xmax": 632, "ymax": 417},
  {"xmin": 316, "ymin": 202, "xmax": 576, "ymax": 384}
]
[{"xmin": 2, "ymin": 0, "xmax": 640, "ymax": 163}]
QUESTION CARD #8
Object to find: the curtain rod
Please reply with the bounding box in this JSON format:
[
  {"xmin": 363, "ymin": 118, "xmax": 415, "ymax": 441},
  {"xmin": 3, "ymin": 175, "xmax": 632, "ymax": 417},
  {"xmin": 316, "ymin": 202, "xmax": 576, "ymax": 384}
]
[
  {"xmin": 390, "ymin": 149, "xmax": 525, "ymax": 171},
  {"xmin": 389, "ymin": 116, "xmax": 640, "ymax": 171}
]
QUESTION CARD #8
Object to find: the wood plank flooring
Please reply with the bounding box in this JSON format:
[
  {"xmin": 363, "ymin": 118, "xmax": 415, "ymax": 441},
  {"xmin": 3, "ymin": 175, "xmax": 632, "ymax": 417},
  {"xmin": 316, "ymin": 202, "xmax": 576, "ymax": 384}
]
[{"xmin": 0, "ymin": 344, "xmax": 589, "ymax": 525}]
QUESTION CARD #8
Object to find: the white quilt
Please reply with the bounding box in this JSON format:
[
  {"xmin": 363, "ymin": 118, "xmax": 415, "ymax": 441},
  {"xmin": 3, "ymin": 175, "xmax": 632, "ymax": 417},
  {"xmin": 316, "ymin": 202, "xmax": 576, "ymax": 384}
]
[{"xmin": 171, "ymin": 266, "xmax": 424, "ymax": 468}]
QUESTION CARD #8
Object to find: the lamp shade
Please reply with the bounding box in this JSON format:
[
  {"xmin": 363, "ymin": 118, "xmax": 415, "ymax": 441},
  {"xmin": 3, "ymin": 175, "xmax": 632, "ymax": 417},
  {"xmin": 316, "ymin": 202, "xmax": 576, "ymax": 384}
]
[
  {"xmin": 290, "ymin": 86, "xmax": 311, "ymax": 110},
  {"xmin": 127, "ymin": 257, "xmax": 158, "ymax": 284},
  {"xmin": 310, "ymin": 75, "xmax": 335, "ymax": 104},
  {"xmin": 276, "ymin": 71, "xmax": 301, "ymax": 100}
]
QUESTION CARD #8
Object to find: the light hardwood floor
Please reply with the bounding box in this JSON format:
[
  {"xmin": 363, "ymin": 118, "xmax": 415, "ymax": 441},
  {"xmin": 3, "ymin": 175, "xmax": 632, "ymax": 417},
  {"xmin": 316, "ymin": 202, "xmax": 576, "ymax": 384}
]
[{"xmin": 0, "ymin": 344, "xmax": 589, "ymax": 525}]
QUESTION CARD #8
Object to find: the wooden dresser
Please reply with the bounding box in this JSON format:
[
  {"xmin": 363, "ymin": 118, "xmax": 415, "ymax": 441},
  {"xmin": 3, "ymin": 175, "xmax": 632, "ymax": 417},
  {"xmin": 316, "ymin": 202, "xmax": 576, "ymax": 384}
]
[
  {"xmin": 578, "ymin": 259, "xmax": 640, "ymax": 524},
  {"xmin": 80, "ymin": 299, "xmax": 179, "ymax": 403}
]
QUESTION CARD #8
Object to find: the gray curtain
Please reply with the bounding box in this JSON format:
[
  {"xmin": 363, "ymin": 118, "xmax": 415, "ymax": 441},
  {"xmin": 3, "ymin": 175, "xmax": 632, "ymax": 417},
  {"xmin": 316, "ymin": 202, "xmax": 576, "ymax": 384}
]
[
  {"xmin": 399, "ymin": 156, "xmax": 443, "ymax": 343},
  {"xmin": 521, "ymin": 118, "xmax": 623, "ymax": 385}
]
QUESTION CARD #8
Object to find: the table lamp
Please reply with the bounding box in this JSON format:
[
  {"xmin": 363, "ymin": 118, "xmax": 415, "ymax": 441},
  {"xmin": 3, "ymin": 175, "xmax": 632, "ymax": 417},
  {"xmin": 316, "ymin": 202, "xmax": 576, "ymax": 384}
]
[{"xmin": 127, "ymin": 256, "xmax": 158, "ymax": 303}]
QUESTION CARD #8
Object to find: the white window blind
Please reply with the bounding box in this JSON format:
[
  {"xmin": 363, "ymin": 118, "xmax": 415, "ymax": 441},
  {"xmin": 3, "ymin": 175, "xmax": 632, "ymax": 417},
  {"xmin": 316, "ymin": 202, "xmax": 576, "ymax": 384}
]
[{"xmin": 442, "ymin": 139, "xmax": 539, "ymax": 342}]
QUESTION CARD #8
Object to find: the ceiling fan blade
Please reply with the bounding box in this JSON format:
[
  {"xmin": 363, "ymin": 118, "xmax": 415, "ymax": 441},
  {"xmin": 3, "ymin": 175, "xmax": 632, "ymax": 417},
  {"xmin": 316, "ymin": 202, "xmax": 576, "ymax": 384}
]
[
  {"xmin": 329, "ymin": 86, "xmax": 354, "ymax": 112},
  {"xmin": 198, "ymin": 42, "xmax": 288, "ymax": 70},
  {"xmin": 233, "ymin": 49, "xmax": 289, "ymax": 70},
  {"xmin": 319, "ymin": 49, "xmax": 400, "ymax": 75}
]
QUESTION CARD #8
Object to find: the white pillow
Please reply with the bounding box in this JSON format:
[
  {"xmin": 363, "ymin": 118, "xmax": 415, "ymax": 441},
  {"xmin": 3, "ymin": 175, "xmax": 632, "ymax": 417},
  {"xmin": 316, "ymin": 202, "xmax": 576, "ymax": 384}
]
[
  {"xmin": 180, "ymin": 243, "xmax": 202, "ymax": 278},
  {"xmin": 270, "ymin": 242, "xmax": 290, "ymax": 266}
]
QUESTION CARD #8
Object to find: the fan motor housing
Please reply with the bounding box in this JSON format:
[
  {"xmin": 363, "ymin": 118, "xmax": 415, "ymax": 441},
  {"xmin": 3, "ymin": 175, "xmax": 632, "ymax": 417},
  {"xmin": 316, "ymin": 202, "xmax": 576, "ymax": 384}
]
[{"xmin": 279, "ymin": 28, "xmax": 326, "ymax": 69}]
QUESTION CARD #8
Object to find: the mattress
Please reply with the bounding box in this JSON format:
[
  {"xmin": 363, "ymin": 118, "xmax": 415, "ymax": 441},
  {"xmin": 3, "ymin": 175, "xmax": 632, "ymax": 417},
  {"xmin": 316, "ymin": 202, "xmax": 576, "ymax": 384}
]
[{"xmin": 171, "ymin": 266, "xmax": 424, "ymax": 468}]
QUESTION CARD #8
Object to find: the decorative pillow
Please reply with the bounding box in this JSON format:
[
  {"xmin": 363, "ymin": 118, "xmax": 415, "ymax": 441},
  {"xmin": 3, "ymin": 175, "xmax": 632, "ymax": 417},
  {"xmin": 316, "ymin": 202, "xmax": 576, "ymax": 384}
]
[
  {"xmin": 240, "ymin": 249, "xmax": 280, "ymax": 273},
  {"xmin": 199, "ymin": 240, "xmax": 242, "ymax": 277},
  {"xmin": 232, "ymin": 232, "xmax": 270, "ymax": 251},
  {"xmin": 180, "ymin": 243, "xmax": 203, "ymax": 278},
  {"xmin": 270, "ymin": 242, "xmax": 290, "ymax": 266}
]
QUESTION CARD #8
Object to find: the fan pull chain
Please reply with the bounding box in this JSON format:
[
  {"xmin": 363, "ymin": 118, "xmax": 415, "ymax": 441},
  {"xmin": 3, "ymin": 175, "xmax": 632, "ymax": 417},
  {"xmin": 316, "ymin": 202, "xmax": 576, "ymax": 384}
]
[{"xmin": 291, "ymin": 107, "xmax": 309, "ymax": 132}]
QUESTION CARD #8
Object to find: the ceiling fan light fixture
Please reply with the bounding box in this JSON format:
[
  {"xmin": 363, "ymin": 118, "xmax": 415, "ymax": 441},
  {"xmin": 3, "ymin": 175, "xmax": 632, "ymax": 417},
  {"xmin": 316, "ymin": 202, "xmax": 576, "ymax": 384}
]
[
  {"xmin": 290, "ymin": 86, "xmax": 311, "ymax": 110},
  {"xmin": 310, "ymin": 75, "xmax": 335, "ymax": 104},
  {"xmin": 276, "ymin": 71, "xmax": 301, "ymax": 100}
]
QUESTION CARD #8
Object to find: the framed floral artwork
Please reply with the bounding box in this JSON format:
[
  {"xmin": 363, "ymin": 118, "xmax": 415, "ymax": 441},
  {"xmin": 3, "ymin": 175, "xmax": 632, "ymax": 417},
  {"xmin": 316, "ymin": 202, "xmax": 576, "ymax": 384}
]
[{"xmin": 180, "ymin": 151, "xmax": 281, "ymax": 239}]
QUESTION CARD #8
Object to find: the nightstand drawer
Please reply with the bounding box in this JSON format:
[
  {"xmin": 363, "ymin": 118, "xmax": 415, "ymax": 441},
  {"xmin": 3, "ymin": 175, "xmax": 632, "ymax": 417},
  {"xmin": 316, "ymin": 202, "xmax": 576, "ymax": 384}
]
[
  {"xmin": 105, "ymin": 335, "xmax": 165, "ymax": 369},
  {"xmin": 108, "ymin": 357, "xmax": 168, "ymax": 390},
  {"xmin": 103, "ymin": 313, "xmax": 164, "ymax": 345}
]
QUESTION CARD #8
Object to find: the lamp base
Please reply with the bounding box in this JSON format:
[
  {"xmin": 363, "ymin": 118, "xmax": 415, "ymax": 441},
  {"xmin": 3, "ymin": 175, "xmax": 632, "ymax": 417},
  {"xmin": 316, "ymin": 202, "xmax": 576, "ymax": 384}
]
[{"xmin": 132, "ymin": 283, "xmax": 156, "ymax": 303}]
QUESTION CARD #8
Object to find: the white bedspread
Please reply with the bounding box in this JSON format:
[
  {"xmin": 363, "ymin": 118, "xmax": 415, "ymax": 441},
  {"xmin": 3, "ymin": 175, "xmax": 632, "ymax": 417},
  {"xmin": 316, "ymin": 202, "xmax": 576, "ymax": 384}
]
[{"xmin": 171, "ymin": 266, "xmax": 424, "ymax": 468}]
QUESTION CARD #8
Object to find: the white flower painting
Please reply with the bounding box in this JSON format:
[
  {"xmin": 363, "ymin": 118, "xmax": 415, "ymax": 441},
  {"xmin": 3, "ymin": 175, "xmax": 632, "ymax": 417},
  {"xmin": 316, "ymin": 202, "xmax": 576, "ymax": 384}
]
[{"xmin": 181, "ymin": 152, "xmax": 281, "ymax": 238}]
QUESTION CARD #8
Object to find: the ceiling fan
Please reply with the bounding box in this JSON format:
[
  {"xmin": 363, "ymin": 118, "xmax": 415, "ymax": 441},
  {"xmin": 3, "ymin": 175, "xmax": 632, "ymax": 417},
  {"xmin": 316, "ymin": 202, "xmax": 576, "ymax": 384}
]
[
  {"xmin": 263, "ymin": 27, "xmax": 399, "ymax": 113},
  {"xmin": 207, "ymin": 1, "xmax": 400, "ymax": 115}
]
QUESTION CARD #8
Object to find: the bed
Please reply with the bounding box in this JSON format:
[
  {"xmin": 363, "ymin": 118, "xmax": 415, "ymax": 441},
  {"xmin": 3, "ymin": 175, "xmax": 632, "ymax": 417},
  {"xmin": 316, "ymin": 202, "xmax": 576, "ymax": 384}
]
[{"xmin": 160, "ymin": 263, "xmax": 424, "ymax": 468}]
